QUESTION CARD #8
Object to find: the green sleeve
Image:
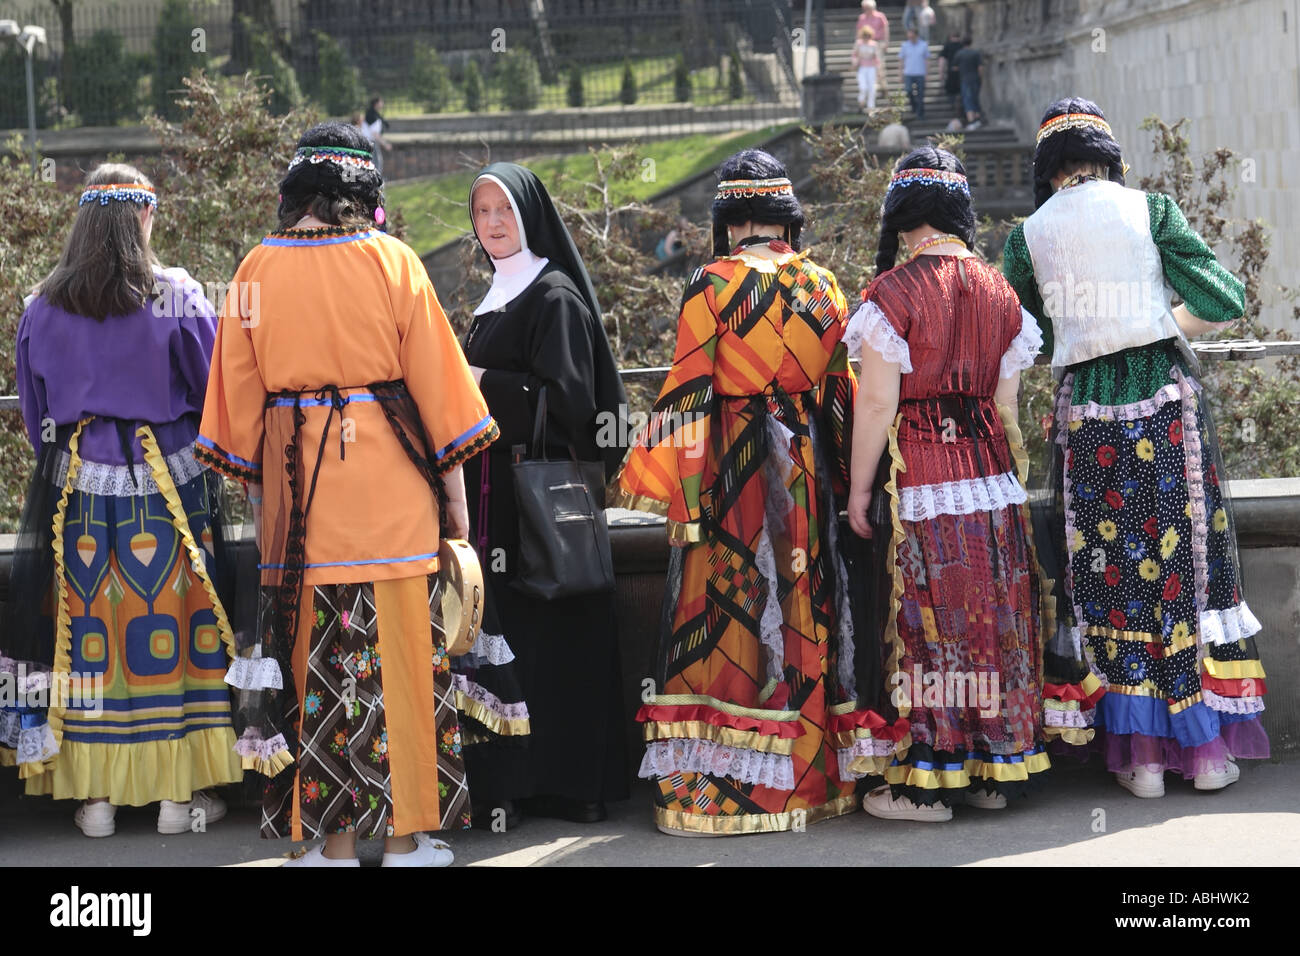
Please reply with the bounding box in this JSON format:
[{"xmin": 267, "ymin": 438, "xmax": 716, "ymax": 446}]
[
  {"xmin": 1147, "ymin": 191, "xmax": 1245, "ymax": 322},
  {"xmin": 1001, "ymin": 223, "xmax": 1052, "ymax": 357}
]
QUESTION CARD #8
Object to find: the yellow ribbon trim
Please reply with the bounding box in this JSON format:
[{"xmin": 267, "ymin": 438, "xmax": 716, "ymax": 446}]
[
  {"xmin": 1043, "ymin": 726, "xmax": 1094, "ymax": 745},
  {"xmin": 456, "ymin": 691, "xmax": 532, "ymax": 737},
  {"xmin": 1203, "ymin": 658, "xmax": 1266, "ymax": 680},
  {"xmin": 609, "ymin": 487, "xmax": 670, "ymax": 518},
  {"xmin": 1079, "ymin": 672, "xmax": 1103, "ymax": 698},
  {"xmin": 881, "ymin": 414, "xmax": 910, "ymax": 718},
  {"xmin": 241, "ymin": 748, "xmax": 295, "ymax": 777},
  {"xmin": 884, "ymin": 749, "xmax": 1052, "ymax": 790},
  {"xmin": 654, "ymin": 792, "xmax": 856, "ymax": 835},
  {"xmin": 643, "ymin": 721, "xmax": 796, "ymax": 755},
  {"xmin": 138, "ymin": 426, "xmax": 237, "ymax": 662},
  {"xmin": 995, "ymin": 402, "xmax": 1030, "ymax": 488},
  {"xmin": 1104, "ymin": 682, "xmax": 1162, "ymax": 698},
  {"xmin": 33, "ymin": 418, "xmax": 91, "ymax": 780},
  {"xmin": 1167, "ymin": 691, "xmax": 1204, "ymax": 715}
]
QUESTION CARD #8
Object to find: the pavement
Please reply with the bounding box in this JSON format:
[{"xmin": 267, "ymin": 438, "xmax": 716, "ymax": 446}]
[{"xmin": 1, "ymin": 756, "xmax": 1296, "ymax": 867}]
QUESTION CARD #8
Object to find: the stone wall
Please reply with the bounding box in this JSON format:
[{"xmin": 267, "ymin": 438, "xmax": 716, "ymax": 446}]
[{"xmin": 943, "ymin": 0, "xmax": 1300, "ymax": 329}]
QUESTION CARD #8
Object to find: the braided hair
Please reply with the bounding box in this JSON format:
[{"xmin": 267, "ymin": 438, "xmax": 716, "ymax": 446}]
[
  {"xmin": 277, "ymin": 121, "xmax": 384, "ymax": 230},
  {"xmin": 711, "ymin": 148, "xmax": 804, "ymax": 257},
  {"xmin": 875, "ymin": 146, "xmax": 975, "ymax": 276},
  {"xmin": 1032, "ymin": 96, "xmax": 1125, "ymax": 209}
]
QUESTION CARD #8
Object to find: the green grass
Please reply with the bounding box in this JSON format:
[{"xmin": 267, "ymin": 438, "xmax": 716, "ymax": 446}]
[{"xmin": 386, "ymin": 123, "xmax": 796, "ymax": 254}]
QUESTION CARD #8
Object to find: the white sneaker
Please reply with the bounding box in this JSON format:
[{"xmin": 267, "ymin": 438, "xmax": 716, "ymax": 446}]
[
  {"xmin": 282, "ymin": 845, "xmax": 361, "ymax": 868},
  {"xmin": 1194, "ymin": 758, "xmax": 1240, "ymax": 791},
  {"xmin": 74, "ymin": 801, "xmax": 116, "ymax": 838},
  {"xmin": 158, "ymin": 789, "xmax": 227, "ymax": 834},
  {"xmin": 1116, "ymin": 765, "xmax": 1166, "ymax": 798},
  {"xmin": 862, "ymin": 785, "xmax": 953, "ymax": 822},
  {"xmin": 965, "ymin": 789, "xmax": 1008, "ymax": 810},
  {"xmin": 381, "ymin": 832, "xmax": 454, "ymax": 868}
]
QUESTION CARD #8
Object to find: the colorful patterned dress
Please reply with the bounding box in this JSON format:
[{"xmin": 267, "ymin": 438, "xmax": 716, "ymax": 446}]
[
  {"xmin": 615, "ymin": 240, "xmax": 882, "ymax": 835},
  {"xmin": 1002, "ymin": 180, "xmax": 1270, "ymax": 775},
  {"xmin": 197, "ymin": 225, "xmax": 505, "ymax": 840},
  {"xmin": 3, "ymin": 270, "xmax": 243, "ymax": 804},
  {"xmin": 844, "ymin": 255, "xmax": 1052, "ymax": 804}
]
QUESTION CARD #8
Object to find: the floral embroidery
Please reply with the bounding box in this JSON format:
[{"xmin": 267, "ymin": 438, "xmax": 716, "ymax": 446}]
[
  {"xmin": 1105, "ymin": 638, "xmax": 1118, "ymax": 660},
  {"xmin": 1097, "ymin": 519, "xmax": 1118, "ymax": 542},
  {"xmin": 1104, "ymin": 489, "xmax": 1124, "ymax": 510},
  {"xmin": 1135, "ymin": 438, "xmax": 1155, "ymax": 461},
  {"xmin": 370, "ymin": 729, "xmax": 388, "ymax": 764},
  {"xmin": 329, "ymin": 729, "xmax": 348, "ymax": 755},
  {"xmin": 353, "ymin": 646, "xmax": 380, "ymax": 680},
  {"xmin": 316, "ymin": 609, "xmax": 326, "ymax": 627},
  {"xmin": 1104, "ymin": 564, "xmax": 1121, "ymax": 586},
  {"xmin": 439, "ymin": 727, "xmax": 462, "ymax": 756},
  {"xmin": 1168, "ymin": 419, "xmax": 1183, "ymax": 445},
  {"xmin": 1171, "ymin": 621, "xmax": 1190, "ymax": 644},
  {"xmin": 1162, "ymin": 573, "xmax": 1182, "ymax": 601},
  {"xmin": 1121, "ymin": 420, "xmax": 1143, "ymax": 439},
  {"xmin": 1124, "ymin": 533, "xmax": 1146, "ymax": 559},
  {"xmin": 304, "ymin": 690, "xmax": 323, "ymax": 716},
  {"xmin": 1213, "ymin": 507, "xmax": 1228, "ymax": 531},
  {"xmin": 1076, "ymin": 482, "xmax": 1097, "ymax": 501},
  {"xmin": 1096, "ymin": 445, "xmax": 1116, "ymax": 467},
  {"xmin": 1139, "ymin": 558, "xmax": 1161, "ymax": 582},
  {"xmin": 341, "ymin": 609, "xmax": 351, "ymax": 631},
  {"xmin": 432, "ymin": 646, "xmax": 450, "ymax": 675},
  {"xmin": 1142, "ymin": 516, "xmax": 1158, "ymax": 538},
  {"xmin": 1108, "ymin": 609, "xmax": 1127, "ymax": 629},
  {"xmin": 1122, "ymin": 652, "xmax": 1147, "ymax": 680},
  {"xmin": 303, "ymin": 779, "xmax": 330, "ymax": 803},
  {"xmin": 1157, "ymin": 473, "xmax": 1177, "ymax": 493}
]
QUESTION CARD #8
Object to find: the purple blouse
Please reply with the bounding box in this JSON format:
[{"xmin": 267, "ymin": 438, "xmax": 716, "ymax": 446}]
[{"xmin": 15, "ymin": 268, "xmax": 218, "ymax": 466}]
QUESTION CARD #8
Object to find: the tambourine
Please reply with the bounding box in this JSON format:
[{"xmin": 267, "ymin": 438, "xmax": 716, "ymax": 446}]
[{"xmin": 438, "ymin": 538, "xmax": 484, "ymax": 657}]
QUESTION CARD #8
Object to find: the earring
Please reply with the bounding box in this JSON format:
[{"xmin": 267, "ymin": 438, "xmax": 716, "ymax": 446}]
[{"xmin": 374, "ymin": 206, "xmax": 386, "ymax": 226}]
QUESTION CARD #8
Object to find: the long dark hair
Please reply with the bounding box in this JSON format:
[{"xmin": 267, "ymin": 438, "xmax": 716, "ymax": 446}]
[
  {"xmin": 39, "ymin": 163, "xmax": 159, "ymax": 321},
  {"xmin": 710, "ymin": 148, "xmax": 804, "ymax": 257},
  {"xmin": 277, "ymin": 121, "xmax": 383, "ymax": 231},
  {"xmin": 875, "ymin": 146, "xmax": 976, "ymax": 275},
  {"xmin": 1032, "ymin": 96, "xmax": 1125, "ymax": 209}
]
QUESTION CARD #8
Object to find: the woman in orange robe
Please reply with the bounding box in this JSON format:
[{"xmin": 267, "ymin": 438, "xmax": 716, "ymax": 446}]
[
  {"xmin": 616, "ymin": 149, "xmax": 895, "ymax": 835},
  {"xmin": 197, "ymin": 122, "xmax": 499, "ymax": 866}
]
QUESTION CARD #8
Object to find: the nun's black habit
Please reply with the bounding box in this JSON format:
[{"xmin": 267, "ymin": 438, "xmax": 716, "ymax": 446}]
[{"xmin": 460, "ymin": 163, "xmax": 629, "ymax": 816}]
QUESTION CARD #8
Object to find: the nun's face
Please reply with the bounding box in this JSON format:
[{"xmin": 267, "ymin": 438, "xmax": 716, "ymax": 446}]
[{"xmin": 471, "ymin": 180, "xmax": 522, "ymax": 260}]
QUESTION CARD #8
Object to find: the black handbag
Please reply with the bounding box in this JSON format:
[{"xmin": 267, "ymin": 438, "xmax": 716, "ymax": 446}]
[{"xmin": 509, "ymin": 386, "xmax": 616, "ymax": 600}]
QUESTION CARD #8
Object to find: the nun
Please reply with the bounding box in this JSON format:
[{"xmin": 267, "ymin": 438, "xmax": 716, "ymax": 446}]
[{"xmin": 459, "ymin": 162, "xmax": 629, "ymax": 826}]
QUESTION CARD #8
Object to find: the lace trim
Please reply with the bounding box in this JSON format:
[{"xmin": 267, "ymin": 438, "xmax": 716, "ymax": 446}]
[
  {"xmin": 1044, "ymin": 707, "xmax": 1090, "ymax": 728},
  {"xmin": 17, "ymin": 723, "xmax": 59, "ymax": 765},
  {"xmin": 999, "ymin": 308, "xmax": 1044, "ymax": 379},
  {"xmin": 0, "ymin": 708, "xmax": 21, "ymax": 747},
  {"xmin": 754, "ymin": 499, "xmax": 788, "ymax": 688},
  {"xmin": 1202, "ymin": 688, "xmax": 1265, "ymax": 715},
  {"xmin": 639, "ymin": 738, "xmax": 796, "ymax": 789},
  {"xmin": 0, "ymin": 656, "xmax": 52, "ymax": 694},
  {"xmin": 1199, "ymin": 603, "xmax": 1262, "ymax": 646},
  {"xmin": 453, "ymin": 631, "xmax": 516, "ymax": 667},
  {"xmin": 836, "ymin": 737, "xmax": 898, "ymax": 780},
  {"xmin": 897, "ymin": 471, "xmax": 1028, "ymax": 521},
  {"xmin": 844, "ymin": 300, "xmax": 913, "ymax": 372},
  {"xmin": 224, "ymin": 655, "xmax": 284, "ymax": 691},
  {"xmin": 451, "ymin": 673, "xmax": 530, "ymax": 721},
  {"xmin": 53, "ymin": 445, "xmax": 205, "ymax": 498},
  {"xmin": 234, "ymin": 730, "xmax": 289, "ymax": 759},
  {"xmin": 1062, "ymin": 379, "xmax": 1202, "ymax": 423}
]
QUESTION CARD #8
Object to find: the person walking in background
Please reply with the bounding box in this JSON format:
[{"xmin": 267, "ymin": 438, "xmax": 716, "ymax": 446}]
[
  {"xmin": 461, "ymin": 163, "xmax": 629, "ymax": 828},
  {"xmin": 903, "ymin": 0, "xmax": 922, "ymax": 35},
  {"xmin": 938, "ymin": 31, "xmax": 964, "ymax": 119},
  {"xmin": 916, "ymin": 0, "xmax": 936, "ymax": 43},
  {"xmin": 1002, "ymin": 97, "xmax": 1269, "ymax": 799},
  {"xmin": 199, "ymin": 122, "xmax": 496, "ymax": 867},
  {"xmin": 857, "ymin": 0, "xmax": 890, "ymax": 92},
  {"xmin": 616, "ymin": 149, "xmax": 871, "ymax": 836},
  {"xmin": 899, "ymin": 28, "xmax": 930, "ymax": 120},
  {"xmin": 360, "ymin": 96, "xmax": 392, "ymax": 176},
  {"xmin": 852, "ymin": 26, "xmax": 881, "ymax": 112},
  {"xmin": 953, "ymin": 40, "xmax": 984, "ymax": 129},
  {"xmin": 844, "ymin": 147, "xmax": 1052, "ymax": 820},
  {"xmin": 2, "ymin": 164, "xmax": 241, "ymax": 837}
]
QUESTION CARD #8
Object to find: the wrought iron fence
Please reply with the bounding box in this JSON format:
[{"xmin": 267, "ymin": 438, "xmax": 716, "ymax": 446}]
[{"xmin": 0, "ymin": 0, "xmax": 804, "ymax": 135}]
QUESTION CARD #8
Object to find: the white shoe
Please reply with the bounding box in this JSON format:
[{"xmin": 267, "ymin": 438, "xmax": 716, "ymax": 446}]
[
  {"xmin": 381, "ymin": 832, "xmax": 454, "ymax": 868},
  {"xmin": 158, "ymin": 789, "xmax": 227, "ymax": 834},
  {"xmin": 74, "ymin": 801, "xmax": 116, "ymax": 838},
  {"xmin": 965, "ymin": 789, "xmax": 1007, "ymax": 810},
  {"xmin": 1116, "ymin": 765, "xmax": 1166, "ymax": 798},
  {"xmin": 1194, "ymin": 758, "xmax": 1240, "ymax": 791},
  {"xmin": 282, "ymin": 845, "xmax": 361, "ymax": 868},
  {"xmin": 862, "ymin": 785, "xmax": 952, "ymax": 822}
]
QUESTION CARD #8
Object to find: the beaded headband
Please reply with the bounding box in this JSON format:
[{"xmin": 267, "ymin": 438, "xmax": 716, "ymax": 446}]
[
  {"xmin": 1036, "ymin": 112, "xmax": 1114, "ymax": 145},
  {"xmin": 886, "ymin": 168, "xmax": 970, "ymax": 197},
  {"xmin": 78, "ymin": 183, "xmax": 157, "ymax": 207},
  {"xmin": 715, "ymin": 177, "xmax": 794, "ymax": 200},
  {"xmin": 286, "ymin": 145, "xmax": 378, "ymax": 174}
]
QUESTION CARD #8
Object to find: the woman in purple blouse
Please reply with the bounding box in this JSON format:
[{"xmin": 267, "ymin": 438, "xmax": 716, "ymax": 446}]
[{"xmin": 1, "ymin": 164, "xmax": 242, "ymax": 838}]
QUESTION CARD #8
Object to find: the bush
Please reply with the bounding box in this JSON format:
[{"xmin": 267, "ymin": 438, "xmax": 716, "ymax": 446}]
[
  {"xmin": 566, "ymin": 63, "xmax": 584, "ymax": 108},
  {"xmin": 463, "ymin": 59, "xmax": 485, "ymax": 112},
  {"xmin": 728, "ymin": 50, "xmax": 744, "ymax": 100},
  {"xmin": 311, "ymin": 31, "xmax": 364, "ymax": 117},
  {"xmin": 498, "ymin": 48, "xmax": 542, "ymax": 111},
  {"xmin": 620, "ymin": 60, "xmax": 637, "ymax": 105},
  {"xmin": 410, "ymin": 43, "xmax": 454, "ymax": 113},
  {"xmin": 673, "ymin": 54, "xmax": 691, "ymax": 103},
  {"xmin": 242, "ymin": 16, "xmax": 303, "ymax": 115},
  {"xmin": 152, "ymin": 0, "xmax": 208, "ymax": 120},
  {"xmin": 64, "ymin": 31, "xmax": 141, "ymax": 125}
]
